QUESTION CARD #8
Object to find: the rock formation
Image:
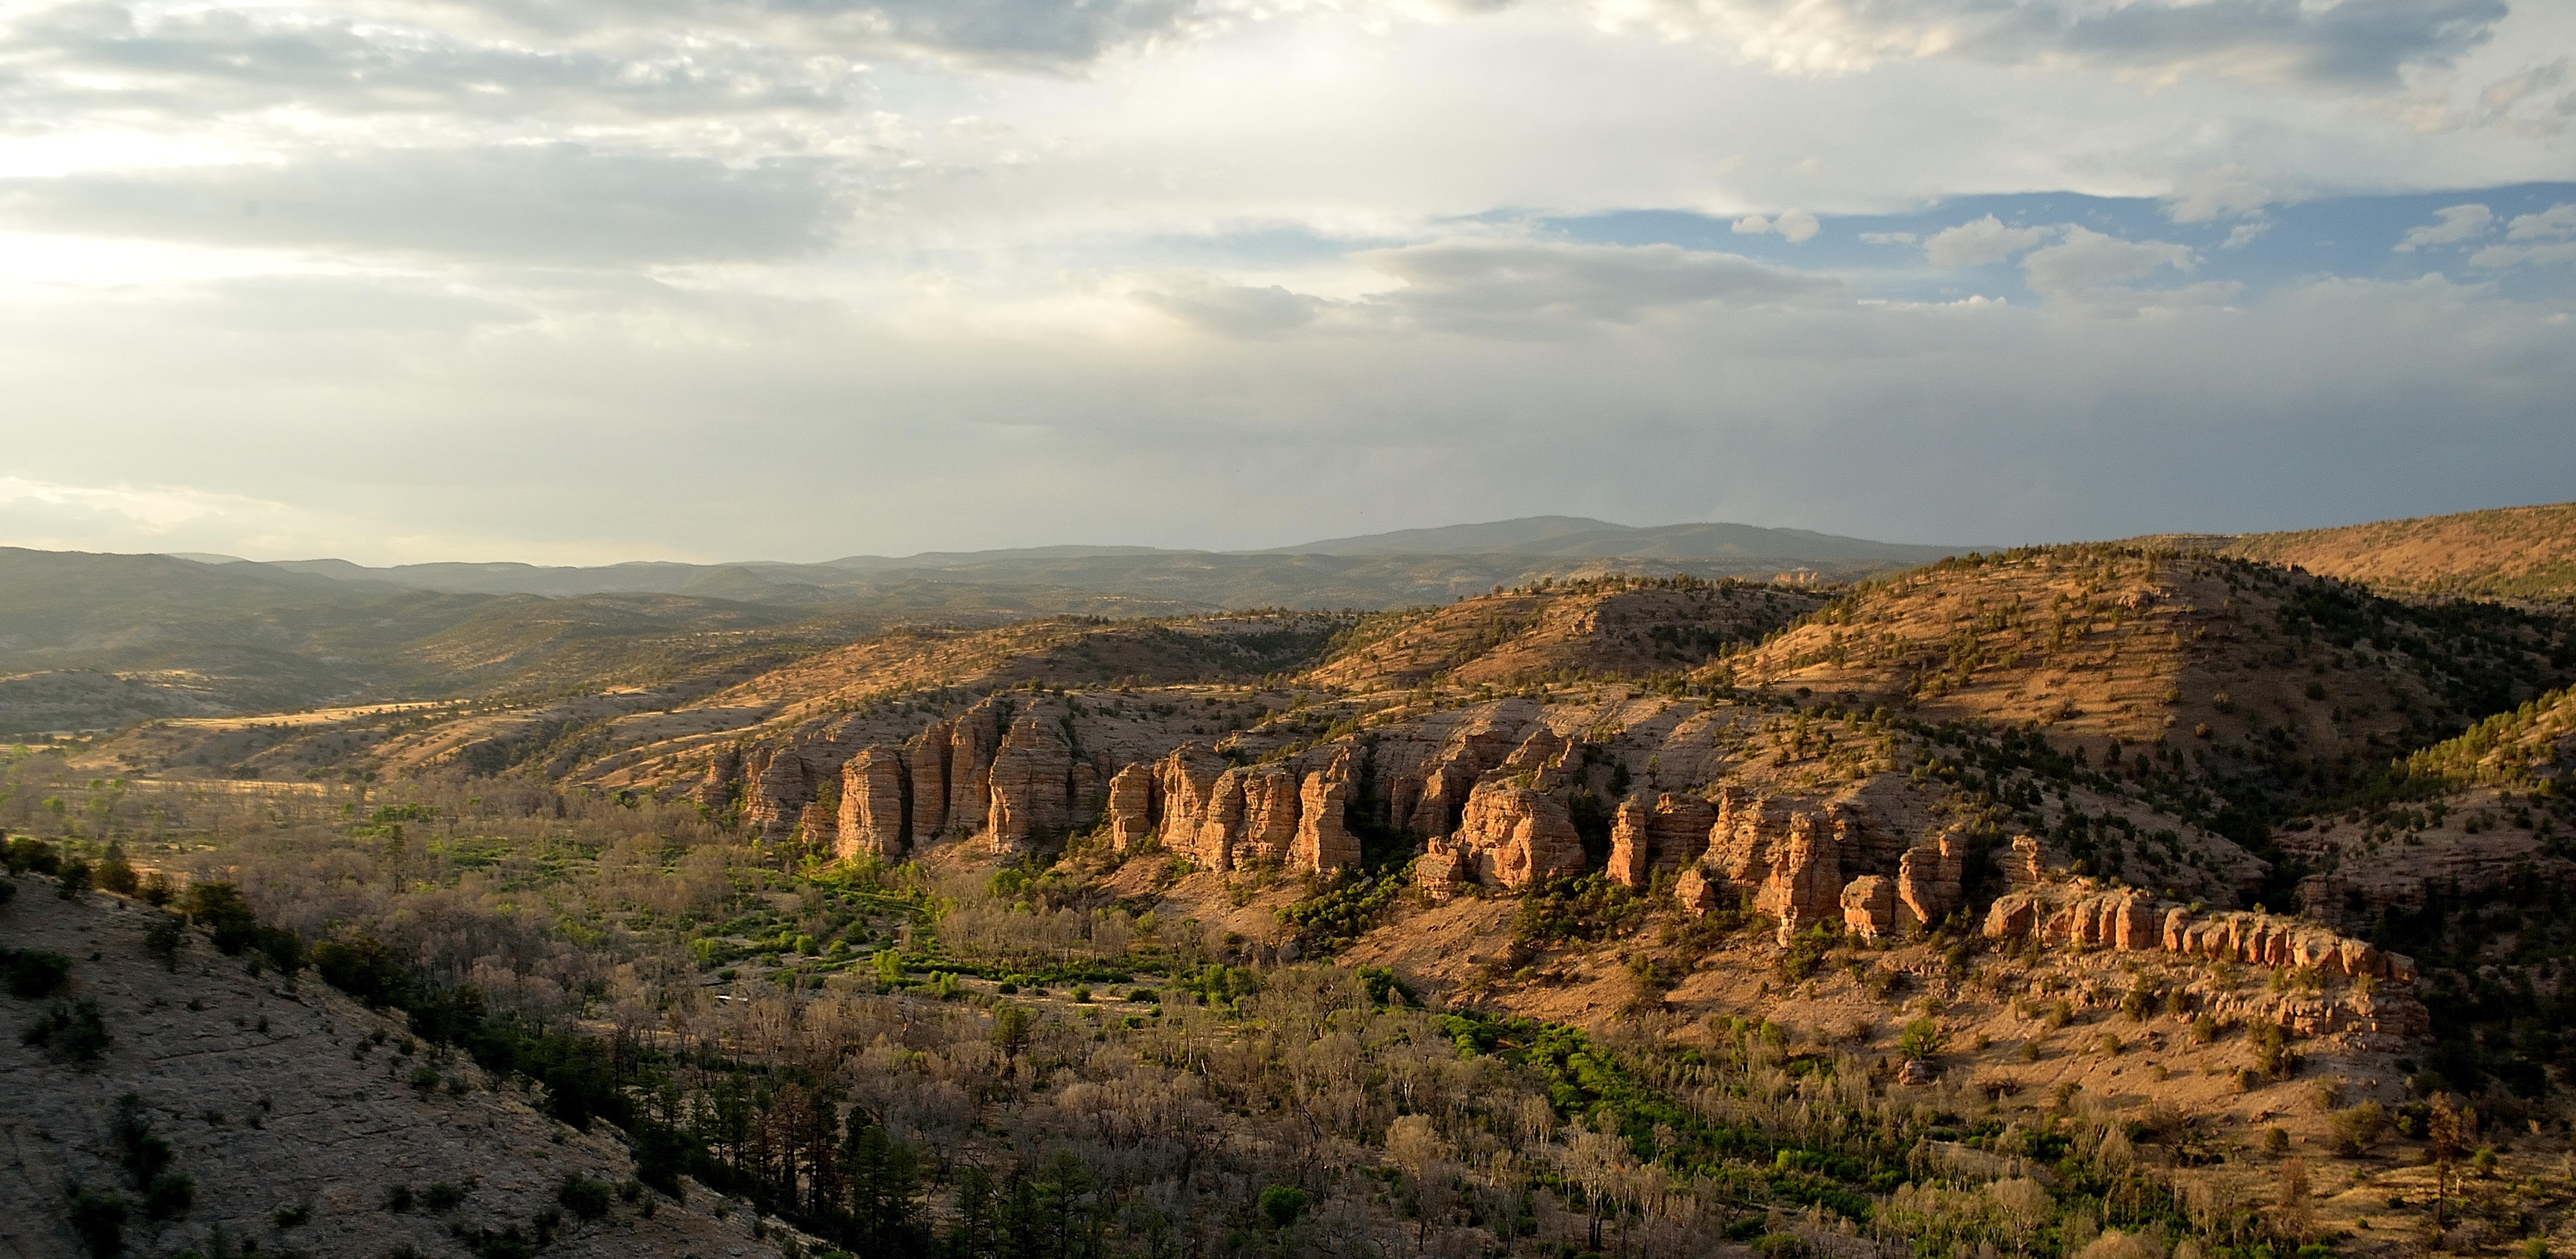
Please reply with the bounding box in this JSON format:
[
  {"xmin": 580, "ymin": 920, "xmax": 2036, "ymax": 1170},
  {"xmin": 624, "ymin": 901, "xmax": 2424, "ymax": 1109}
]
[
  {"xmin": 1292, "ymin": 748, "xmax": 1359, "ymax": 872},
  {"xmin": 1422, "ymin": 780, "xmax": 1585, "ymax": 893},
  {"xmin": 1607, "ymin": 792, "xmax": 1715, "ymax": 887},
  {"xmin": 835, "ymin": 744, "xmax": 909, "ymax": 860},
  {"xmin": 1105, "ymin": 763, "xmax": 1156, "ymax": 851},
  {"xmin": 986, "ymin": 709, "xmax": 1075, "ymax": 848},
  {"xmin": 1895, "ymin": 833, "xmax": 1964, "ymax": 928},
  {"xmin": 1841, "ymin": 875, "xmax": 1897, "ymax": 939}
]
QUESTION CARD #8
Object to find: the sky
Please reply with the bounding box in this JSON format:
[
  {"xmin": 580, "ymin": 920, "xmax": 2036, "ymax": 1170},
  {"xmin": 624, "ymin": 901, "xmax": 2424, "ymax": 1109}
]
[{"xmin": 1, "ymin": 0, "xmax": 2572, "ymax": 564}]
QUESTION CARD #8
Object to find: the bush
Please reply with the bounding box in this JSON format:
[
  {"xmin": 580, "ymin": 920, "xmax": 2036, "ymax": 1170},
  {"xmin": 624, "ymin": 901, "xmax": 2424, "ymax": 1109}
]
[
  {"xmin": 1258, "ymin": 1184, "xmax": 1308, "ymax": 1228},
  {"xmin": 410, "ymin": 1064, "xmax": 443, "ymax": 1094},
  {"xmin": 65, "ymin": 1187, "xmax": 126, "ymax": 1258},
  {"xmin": 557, "ymin": 1173, "xmax": 612, "ymax": 1221},
  {"xmin": 57, "ymin": 858, "xmax": 93, "ymax": 899},
  {"xmin": 143, "ymin": 1172, "xmax": 194, "ymax": 1220},
  {"xmin": 4, "ymin": 837, "xmax": 59, "ymax": 876},
  {"xmin": 274, "ymin": 1202, "xmax": 313, "ymax": 1228},
  {"xmin": 423, "ymin": 1182, "xmax": 469, "ymax": 1211},
  {"xmin": 137, "ymin": 873, "xmax": 174, "ymax": 908},
  {"xmin": 1899, "ymin": 1017, "xmax": 1946, "ymax": 1060},
  {"xmin": 179, "ymin": 883, "xmax": 261, "ymax": 954},
  {"xmin": 95, "ymin": 845, "xmax": 138, "ymax": 897},
  {"xmin": 5, "ymin": 948, "xmax": 73, "ymax": 998},
  {"xmin": 2329, "ymin": 1102, "xmax": 2389, "ymax": 1154},
  {"xmin": 385, "ymin": 1184, "xmax": 416, "ymax": 1212},
  {"xmin": 142, "ymin": 917, "xmax": 185, "ymax": 970},
  {"xmin": 23, "ymin": 998, "xmax": 111, "ymax": 1065}
]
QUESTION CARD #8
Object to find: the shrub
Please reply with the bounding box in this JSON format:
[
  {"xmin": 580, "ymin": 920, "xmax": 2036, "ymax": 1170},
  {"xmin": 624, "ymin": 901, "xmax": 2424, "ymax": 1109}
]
[
  {"xmin": 57, "ymin": 858, "xmax": 94, "ymax": 899},
  {"xmin": 142, "ymin": 916, "xmax": 186, "ymax": 969},
  {"xmin": 95, "ymin": 845, "xmax": 138, "ymax": 896},
  {"xmin": 274, "ymin": 1203, "xmax": 313, "ymax": 1228},
  {"xmin": 0, "ymin": 877, "xmax": 13, "ymax": 908},
  {"xmin": 65, "ymin": 1187, "xmax": 126, "ymax": 1258},
  {"xmin": 384, "ymin": 1184, "xmax": 416, "ymax": 1212},
  {"xmin": 143, "ymin": 1172, "xmax": 195, "ymax": 1220},
  {"xmin": 5, "ymin": 948, "xmax": 73, "ymax": 998},
  {"xmin": 423, "ymin": 1182, "xmax": 469, "ymax": 1211},
  {"xmin": 4, "ymin": 837, "xmax": 59, "ymax": 876},
  {"xmin": 2329, "ymin": 1103, "xmax": 2389, "ymax": 1154},
  {"xmin": 558, "ymin": 1174, "xmax": 612, "ymax": 1221},
  {"xmin": 2264, "ymin": 1126, "xmax": 2290, "ymax": 1153},
  {"xmin": 1899, "ymin": 1017, "xmax": 1946, "ymax": 1060},
  {"xmin": 410, "ymin": 1064, "xmax": 443, "ymax": 1094},
  {"xmin": 181, "ymin": 883, "xmax": 261, "ymax": 954},
  {"xmin": 1258, "ymin": 1184, "xmax": 1308, "ymax": 1228},
  {"xmin": 24, "ymin": 998, "xmax": 112, "ymax": 1065},
  {"xmin": 137, "ymin": 873, "xmax": 174, "ymax": 907}
]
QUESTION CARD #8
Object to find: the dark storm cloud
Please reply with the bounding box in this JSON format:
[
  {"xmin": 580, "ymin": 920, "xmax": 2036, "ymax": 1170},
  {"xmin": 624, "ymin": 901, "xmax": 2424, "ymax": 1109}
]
[{"xmin": 0, "ymin": 144, "xmax": 849, "ymax": 264}]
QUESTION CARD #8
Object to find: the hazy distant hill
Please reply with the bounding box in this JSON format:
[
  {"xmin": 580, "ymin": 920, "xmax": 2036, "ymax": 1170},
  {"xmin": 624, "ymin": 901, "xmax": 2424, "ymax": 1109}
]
[
  {"xmin": 1257, "ymin": 515, "xmax": 1968, "ymax": 564},
  {"xmin": 207, "ymin": 517, "xmax": 1969, "ymax": 607}
]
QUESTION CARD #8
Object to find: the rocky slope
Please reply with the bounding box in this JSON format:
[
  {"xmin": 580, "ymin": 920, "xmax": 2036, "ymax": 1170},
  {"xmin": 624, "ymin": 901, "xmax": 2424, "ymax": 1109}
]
[
  {"xmin": 0, "ymin": 882, "xmax": 767, "ymax": 1259},
  {"xmin": 2214, "ymin": 501, "xmax": 2576, "ymax": 604}
]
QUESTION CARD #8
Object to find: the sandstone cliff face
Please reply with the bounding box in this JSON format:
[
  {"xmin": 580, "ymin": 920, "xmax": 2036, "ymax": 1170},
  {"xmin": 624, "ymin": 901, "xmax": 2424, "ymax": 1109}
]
[
  {"xmin": 1105, "ymin": 763, "xmax": 1156, "ymax": 851},
  {"xmin": 1607, "ymin": 792, "xmax": 1714, "ymax": 887},
  {"xmin": 1292, "ymin": 748, "xmax": 1359, "ymax": 872},
  {"xmin": 1422, "ymin": 780, "xmax": 1585, "ymax": 893},
  {"xmin": 987, "ymin": 710, "xmax": 1076, "ymax": 848},
  {"xmin": 835, "ymin": 744, "xmax": 909, "ymax": 860}
]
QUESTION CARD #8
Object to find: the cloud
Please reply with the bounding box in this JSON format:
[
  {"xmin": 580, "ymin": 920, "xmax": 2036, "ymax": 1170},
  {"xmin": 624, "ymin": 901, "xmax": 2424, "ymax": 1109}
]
[
  {"xmin": 2165, "ymin": 164, "xmax": 2274, "ymax": 223},
  {"xmin": 0, "ymin": 474, "xmax": 290, "ymax": 539},
  {"xmin": 1731, "ymin": 209, "xmax": 1820, "ymax": 242},
  {"xmin": 1924, "ymin": 215, "xmax": 2057, "ymax": 268},
  {"xmin": 1607, "ymin": 0, "xmax": 2508, "ymax": 88},
  {"xmin": 427, "ymin": 0, "xmax": 1207, "ymax": 69},
  {"xmin": 2393, "ymin": 203, "xmax": 2494, "ymax": 251},
  {"xmin": 1133, "ymin": 275, "xmax": 1331, "ymax": 338},
  {"xmin": 1859, "ymin": 231, "xmax": 1916, "ymax": 245},
  {"xmin": 2222, "ymin": 221, "xmax": 2271, "ymax": 249},
  {"xmin": 2506, "ymin": 203, "xmax": 2576, "ymax": 241},
  {"xmin": 1356, "ymin": 240, "xmax": 1834, "ymax": 330},
  {"xmin": 0, "ymin": 145, "xmax": 850, "ymax": 264},
  {"xmin": 2021, "ymin": 226, "xmax": 2212, "ymax": 309},
  {"xmin": 0, "ymin": 4, "xmax": 877, "ymax": 122},
  {"xmin": 2467, "ymin": 202, "xmax": 2576, "ymax": 268}
]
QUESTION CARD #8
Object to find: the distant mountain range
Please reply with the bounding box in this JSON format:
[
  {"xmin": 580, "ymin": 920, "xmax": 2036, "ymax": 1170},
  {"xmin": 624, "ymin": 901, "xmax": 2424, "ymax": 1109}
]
[{"xmin": 170, "ymin": 516, "xmax": 1971, "ymax": 606}]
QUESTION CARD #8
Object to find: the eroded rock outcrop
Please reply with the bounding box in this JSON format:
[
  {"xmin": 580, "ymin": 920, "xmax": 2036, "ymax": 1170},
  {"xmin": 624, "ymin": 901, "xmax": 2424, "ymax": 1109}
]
[
  {"xmin": 1607, "ymin": 792, "xmax": 1715, "ymax": 887},
  {"xmin": 1292, "ymin": 748, "xmax": 1359, "ymax": 873},
  {"xmin": 1422, "ymin": 779, "xmax": 1585, "ymax": 893},
  {"xmin": 987, "ymin": 710, "xmax": 1075, "ymax": 848},
  {"xmin": 835, "ymin": 744, "xmax": 909, "ymax": 860},
  {"xmin": 1105, "ymin": 763, "xmax": 1156, "ymax": 851}
]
